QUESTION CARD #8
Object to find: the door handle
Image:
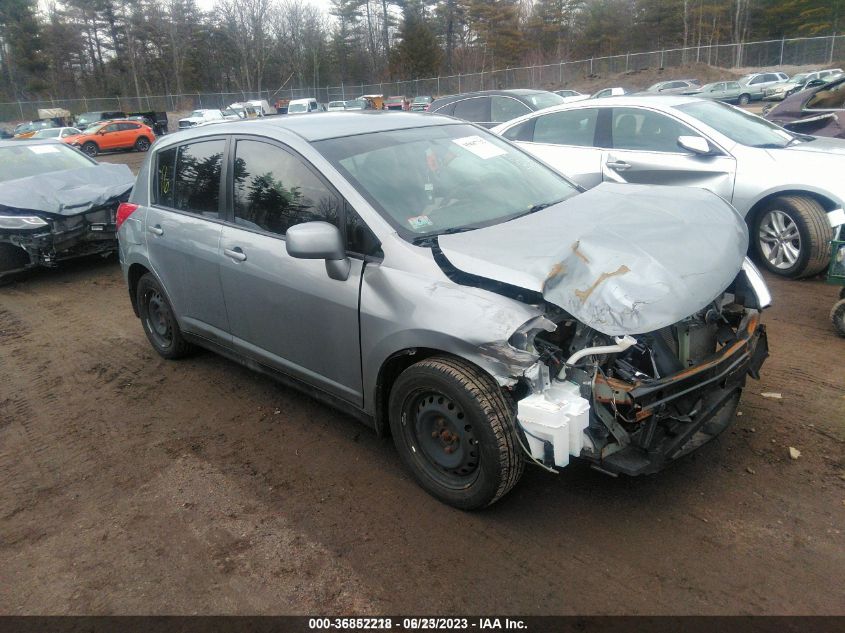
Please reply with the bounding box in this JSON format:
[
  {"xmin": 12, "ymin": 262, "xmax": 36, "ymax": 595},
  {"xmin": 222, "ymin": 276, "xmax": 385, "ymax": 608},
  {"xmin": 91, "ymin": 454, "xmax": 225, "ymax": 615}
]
[
  {"xmin": 223, "ymin": 247, "xmax": 247, "ymax": 262},
  {"xmin": 606, "ymin": 160, "xmax": 631, "ymax": 171},
  {"xmin": 148, "ymin": 224, "xmax": 163, "ymax": 236}
]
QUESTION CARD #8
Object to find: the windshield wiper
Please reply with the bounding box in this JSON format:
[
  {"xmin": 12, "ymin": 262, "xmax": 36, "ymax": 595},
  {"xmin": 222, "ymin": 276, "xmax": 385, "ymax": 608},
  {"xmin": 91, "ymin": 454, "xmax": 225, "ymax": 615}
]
[
  {"xmin": 411, "ymin": 225, "xmax": 477, "ymax": 247},
  {"xmin": 509, "ymin": 198, "xmax": 568, "ymax": 221}
]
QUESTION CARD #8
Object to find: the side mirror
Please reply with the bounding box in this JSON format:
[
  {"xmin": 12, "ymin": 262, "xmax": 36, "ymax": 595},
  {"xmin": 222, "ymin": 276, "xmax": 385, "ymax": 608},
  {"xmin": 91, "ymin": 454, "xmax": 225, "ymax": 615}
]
[
  {"xmin": 285, "ymin": 221, "xmax": 350, "ymax": 281},
  {"xmin": 677, "ymin": 135, "xmax": 712, "ymax": 155}
]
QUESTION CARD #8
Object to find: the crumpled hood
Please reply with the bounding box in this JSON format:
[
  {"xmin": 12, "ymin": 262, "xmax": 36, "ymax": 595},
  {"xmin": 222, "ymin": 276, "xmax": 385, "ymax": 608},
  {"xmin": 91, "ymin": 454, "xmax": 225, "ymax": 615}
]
[
  {"xmin": 438, "ymin": 183, "xmax": 748, "ymax": 336},
  {"xmin": 0, "ymin": 163, "xmax": 134, "ymax": 217},
  {"xmin": 779, "ymin": 136, "xmax": 845, "ymax": 155}
]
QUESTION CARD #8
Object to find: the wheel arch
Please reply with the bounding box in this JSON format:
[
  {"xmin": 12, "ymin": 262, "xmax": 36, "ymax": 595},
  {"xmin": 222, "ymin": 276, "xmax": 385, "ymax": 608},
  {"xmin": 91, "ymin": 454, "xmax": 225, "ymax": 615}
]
[
  {"xmin": 744, "ymin": 188, "xmax": 839, "ymax": 232},
  {"xmin": 372, "ymin": 346, "xmax": 520, "ymax": 438},
  {"xmin": 127, "ymin": 262, "xmax": 151, "ymax": 317}
]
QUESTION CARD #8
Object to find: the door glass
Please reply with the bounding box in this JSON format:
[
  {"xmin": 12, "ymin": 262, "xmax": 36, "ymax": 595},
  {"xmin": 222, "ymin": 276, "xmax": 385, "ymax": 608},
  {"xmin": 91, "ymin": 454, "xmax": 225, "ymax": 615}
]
[
  {"xmin": 104, "ymin": 123, "xmax": 120, "ymax": 133},
  {"xmin": 452, "ymin": 97, "xmax": 490, "ymax": 122},
  {"xmin": 173, "ymin": 140, "xmax": 224, "ymax": 217},
  {"xmin": 806, "ymin": 81, "xmax": 845, "ymax": 109},
  {"xmin": 611, "ymin": 107, "xmax": 696, "ymax": 153},
  {"xmin": 232, "ymin": 139, "xmax": 341, "ymax": 236},
  {"xmin": 491, "ymin": 97, "xmax": 530, "ymax": 123},
  {"xmin": 532, "ymin": 108, "xmax": 598, "ymax": 146}
]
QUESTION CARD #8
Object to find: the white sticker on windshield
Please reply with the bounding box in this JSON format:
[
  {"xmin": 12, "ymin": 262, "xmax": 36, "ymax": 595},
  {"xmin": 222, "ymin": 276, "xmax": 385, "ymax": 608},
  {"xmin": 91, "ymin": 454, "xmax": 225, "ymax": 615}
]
[
  {"xmin": 452, "ymin": 135, "xmax": 506, "ymax": 159},
  {"xmin": 408, "ymin": 215, "xmax": 433, "ymax": 230},
  {"xmin": 29, "ymin": 145, "xmax": 61, "ymax": 154}
]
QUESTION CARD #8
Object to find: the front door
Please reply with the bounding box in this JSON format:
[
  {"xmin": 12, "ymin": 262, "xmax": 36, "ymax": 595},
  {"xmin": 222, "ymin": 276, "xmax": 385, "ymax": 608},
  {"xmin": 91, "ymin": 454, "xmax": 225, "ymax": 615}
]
[
  {"xmin": 601, "ymin": 106, "xmax": 736, "ymax": 202},
  {"xmin": 218, "ymin": 138, "xmax": 364, "ymax": 405}
]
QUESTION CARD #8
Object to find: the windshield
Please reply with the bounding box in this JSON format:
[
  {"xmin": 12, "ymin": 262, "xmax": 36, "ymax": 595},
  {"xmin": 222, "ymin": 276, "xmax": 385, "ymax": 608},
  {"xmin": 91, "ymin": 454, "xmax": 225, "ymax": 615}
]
[
  {"xmin": 329, "ymin": 102, "xmax": 345, "ymax": 108},
  {"xmin": 521, "ymin": 92, "xmax": 566, "ymax": 110},
  {"xmin": 345, "ymin": 100, "xmax": 366, "ymax": 110},
  {"xmin": 792, "ymin": 73, "xmax": 810, "ymax": 84},
  {"xmin": 413, "ymin": 97, "xmax": 431, "ymax": 103},
  {"xmin": 83, "ymin": 123, "xmax": 105, "ymax": 134},
  {"xmin": 288, "ymin": 103, "xmax": 307, "ymax": 113},
  {"xmin": 32, "ymin": 128, "xmax": 61, "ymax": 138},
  {"xmin": 75, "ymin": 113, "xmax": 100, "ymax": 126},
  {"xmin": 676, "ymin": 100, "xmax": 794, "ymax": 148},
  {"xmin": 314, "ymin": 124, "xmax": 578, "ymax": 239},
  {"xmin": 189, "ymin": 110, "xmax": 205, "ymax": 118},
  {"xmin": 0, "ymin": 144, "xmax": 94, "ymax": 183}
]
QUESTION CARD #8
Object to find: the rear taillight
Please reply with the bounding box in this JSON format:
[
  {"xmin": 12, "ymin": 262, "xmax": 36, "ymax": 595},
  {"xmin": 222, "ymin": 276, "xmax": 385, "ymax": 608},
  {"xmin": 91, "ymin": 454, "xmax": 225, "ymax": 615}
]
[{"xmin": 116, "ymin": 202, "xmax": 139, "ymax": 230}]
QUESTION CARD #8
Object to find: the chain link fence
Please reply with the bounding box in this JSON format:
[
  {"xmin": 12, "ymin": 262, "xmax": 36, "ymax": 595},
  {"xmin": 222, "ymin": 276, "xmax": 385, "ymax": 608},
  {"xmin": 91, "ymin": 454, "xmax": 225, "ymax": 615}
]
[{"xmin": 3, "ymin": 34, "xmax": 844, "ymax": 123}]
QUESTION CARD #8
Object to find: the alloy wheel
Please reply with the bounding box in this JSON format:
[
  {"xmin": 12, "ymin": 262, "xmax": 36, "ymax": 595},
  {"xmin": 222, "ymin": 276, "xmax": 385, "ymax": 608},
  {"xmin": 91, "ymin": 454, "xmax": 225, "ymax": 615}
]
[{"xmin": 758, "ymin": 209, "xmax": 801, "ymax": 270}]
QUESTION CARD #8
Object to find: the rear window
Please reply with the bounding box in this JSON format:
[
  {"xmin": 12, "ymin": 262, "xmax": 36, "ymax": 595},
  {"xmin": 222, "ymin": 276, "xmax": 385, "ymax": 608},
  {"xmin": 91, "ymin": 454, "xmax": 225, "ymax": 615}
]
[{"xmin": 0, "ymin": 144, "xmax": 94, "ymax": 183}]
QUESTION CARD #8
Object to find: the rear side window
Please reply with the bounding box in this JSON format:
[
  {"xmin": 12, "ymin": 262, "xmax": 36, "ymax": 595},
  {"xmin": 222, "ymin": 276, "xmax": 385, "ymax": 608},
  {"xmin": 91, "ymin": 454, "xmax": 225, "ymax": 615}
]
[
  {"xmin": 232, "ymin": 139, "xmax": 341, "ymax": 235},
  {"xmin": 453, "ymin": 97, "xmax": 490, "ymax": 122},
  {"xmin": 532, "ymin": 108, "xmax": 598, "ymax": 146},
  {"xmin": 173, "ymin": 140, "xmax": 225, "ymax": 217},
  {"xmin": 154, "ymin": 147, "xmax": 177, "ymax": 208},
  {"xmin": 491, "ymin": 96, "xmax": 530, "ymax": 123}
]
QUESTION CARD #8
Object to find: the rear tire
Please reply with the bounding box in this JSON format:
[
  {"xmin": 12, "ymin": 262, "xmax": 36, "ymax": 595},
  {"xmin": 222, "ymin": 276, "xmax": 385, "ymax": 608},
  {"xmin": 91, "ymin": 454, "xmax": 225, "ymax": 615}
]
[
  {"xmin": 81, "ymin": 142, "xmax": 98, "ymax": 157},
  {"xmin": 752, "ymin": 195, "xmax": 832, "ymax": 278},
  {"xmin": 832, "ymin": 299, "xmax": 845, "ymax": 337},
  {"xmin": 388, "ymin": 355, "xmax": 524, "ymax": 509},
  {"xmin": 136, "ymin": 273, "xmax": 192, "ymax": 359},
  {"xmin": 738, "ymin": 93, "xmax": 751, "ymax": 105}
]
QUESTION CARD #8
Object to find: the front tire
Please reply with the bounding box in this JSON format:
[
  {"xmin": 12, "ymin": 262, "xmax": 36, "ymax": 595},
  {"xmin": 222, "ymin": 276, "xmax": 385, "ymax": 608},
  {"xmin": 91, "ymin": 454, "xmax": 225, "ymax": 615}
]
[
  {"xmin": 134, "ymin": 136, "xmax": 150, "ymax": 152},
  {"xmin": 136, "ymin": 273, "xmax": 192, "ymax": 359},
  {"xmin": 81, "ymin": 142, "xmax": 98, "ymax": 157},
  {"xmin": 752, "ymin": 195, "xmax": 832, "ymax": 278},
  {"xmin": 388, "ymin": 356, "xmax": 524, "ymax": 509}
]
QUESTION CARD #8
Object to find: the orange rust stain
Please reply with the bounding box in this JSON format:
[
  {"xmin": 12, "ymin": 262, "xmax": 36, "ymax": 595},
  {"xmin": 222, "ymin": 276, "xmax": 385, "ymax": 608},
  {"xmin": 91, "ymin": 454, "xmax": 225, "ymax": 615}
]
[
  {"xmin": 571, "ymin": 240, "xmax": 590, "ymax": 264},
  {"xmin": 574, "ymin": 265, "xmax": 631, "ymax": 302}
]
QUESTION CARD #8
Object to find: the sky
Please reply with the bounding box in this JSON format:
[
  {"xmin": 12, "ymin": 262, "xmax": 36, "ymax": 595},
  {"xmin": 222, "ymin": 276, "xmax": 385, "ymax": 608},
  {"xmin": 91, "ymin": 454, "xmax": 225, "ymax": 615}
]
[{"xmin": 195, "ymin": 0, "xmax": 335, "ymax": 14}]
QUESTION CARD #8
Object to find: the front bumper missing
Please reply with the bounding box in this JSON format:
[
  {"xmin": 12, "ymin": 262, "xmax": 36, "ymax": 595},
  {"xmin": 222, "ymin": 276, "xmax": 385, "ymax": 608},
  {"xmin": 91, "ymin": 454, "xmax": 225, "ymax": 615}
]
[{"xmin": 585, "ymin": 312, "xmax": 768, "ymax": 476}]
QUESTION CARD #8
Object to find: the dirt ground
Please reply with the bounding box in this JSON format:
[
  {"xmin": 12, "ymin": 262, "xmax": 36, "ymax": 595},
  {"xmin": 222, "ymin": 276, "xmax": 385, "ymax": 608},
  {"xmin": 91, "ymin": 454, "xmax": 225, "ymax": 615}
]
[{"xmin": 1, "ymin": 148, "xmax": 845, "ymax": 616}]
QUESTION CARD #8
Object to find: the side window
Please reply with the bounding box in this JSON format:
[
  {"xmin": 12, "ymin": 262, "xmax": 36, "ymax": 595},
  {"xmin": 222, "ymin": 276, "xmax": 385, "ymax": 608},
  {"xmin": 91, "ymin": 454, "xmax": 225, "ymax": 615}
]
[
  {"xmin": 453, "ymin": 97, "xmax": 491, "ymax": 122},
  {"xmin": 749, "ymin": 76, "xmax": 764, "ymax": 85},
  {"xmin": 104, "ymin": 123, "xmax": 120, "ymax": 133},
  {"xmin": 765, "ymin": 73, "xmax": 779, "ymax": 82},
  {"xmin": 232, "ymin": 139, "xmax": 341, "ymax": 236},
  {"xmin": 611, "ymin": 107, "xmax": 696, "ymax": 153},
  {"xmin": 346, "ymin": 204, "xmax": 382, "ymax": 257},
  {"xmin": 532, "ymin": 108, "xmax": 598, "ymax": 146},
  {"xmin": 154, "ymin": 146, "xmax": 177, "ymax": 208},
  {"xmin": 502, "ymin": 118, "xmax": 535, "ymax": 142},
  {"xmin": 491, "ymin": 96, "xmax": 530, "ymax": 123},
  {"xmin": 173, "ymin": 139, "xmax": 224, "ymax": 217}
]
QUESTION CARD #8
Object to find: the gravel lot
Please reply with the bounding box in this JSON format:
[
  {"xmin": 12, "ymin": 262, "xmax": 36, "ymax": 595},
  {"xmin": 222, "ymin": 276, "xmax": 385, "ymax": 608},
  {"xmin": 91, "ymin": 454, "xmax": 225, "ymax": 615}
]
[{"xmin": 1, "ymin": 148, "xmax": 844, "ymax": 615}]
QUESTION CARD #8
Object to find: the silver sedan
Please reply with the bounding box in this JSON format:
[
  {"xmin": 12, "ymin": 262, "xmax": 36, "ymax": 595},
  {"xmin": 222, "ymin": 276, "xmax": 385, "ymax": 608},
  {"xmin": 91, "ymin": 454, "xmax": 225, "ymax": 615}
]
[{"xmin": 493, "ymin": 96, "xmax": 845, "ymax": 278}]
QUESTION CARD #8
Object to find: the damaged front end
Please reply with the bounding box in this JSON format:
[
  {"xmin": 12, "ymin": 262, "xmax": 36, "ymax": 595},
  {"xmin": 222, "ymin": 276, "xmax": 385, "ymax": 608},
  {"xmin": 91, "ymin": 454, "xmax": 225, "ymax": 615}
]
[
  {"xmin": 512, "ymin": 259, "xmax": 769, "ymax": 475},
  {"xmin": 435, "ymin": 183, "xmax": 771, "ymax": 476},
  {"xmin": 0, "ymin": 204, "xmax": 123, "ymax": 278}
]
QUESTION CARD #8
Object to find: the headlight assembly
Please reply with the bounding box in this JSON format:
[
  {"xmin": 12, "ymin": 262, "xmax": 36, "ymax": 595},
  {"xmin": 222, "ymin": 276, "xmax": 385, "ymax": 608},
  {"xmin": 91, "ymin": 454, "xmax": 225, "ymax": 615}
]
[{"xmin": 0, "ymin": 215, "xmax": 49, "ymax": 230}]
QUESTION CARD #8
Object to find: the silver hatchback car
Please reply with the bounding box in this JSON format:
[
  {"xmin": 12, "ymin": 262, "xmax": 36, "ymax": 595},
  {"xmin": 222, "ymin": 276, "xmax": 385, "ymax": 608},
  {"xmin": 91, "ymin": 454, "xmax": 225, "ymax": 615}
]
[{"xmin": 118, "ymin": 113, "xmax": 769, "ymax": 508}]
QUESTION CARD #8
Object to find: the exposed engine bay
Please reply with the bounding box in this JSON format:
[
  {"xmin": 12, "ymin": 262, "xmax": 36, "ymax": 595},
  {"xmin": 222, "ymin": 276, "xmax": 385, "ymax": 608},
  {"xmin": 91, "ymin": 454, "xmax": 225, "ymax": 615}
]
[{"xmin": 512, "ymin": 260, "xmax": 770, "ymax": 476}]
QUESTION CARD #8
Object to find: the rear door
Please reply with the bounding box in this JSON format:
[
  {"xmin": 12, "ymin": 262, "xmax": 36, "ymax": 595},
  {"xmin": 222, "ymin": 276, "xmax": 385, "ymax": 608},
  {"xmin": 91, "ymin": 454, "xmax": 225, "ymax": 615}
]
[
  {"xmin": 145, "ymin": 138, "xmax": 230, "ymax": 344},
  {"xmin": 218, "ymin": 137, "xmax": 366, "ymax": 405},
  {"xmin": 502, "ymin": 107, "xmax": 604, "ymax": 188},
  {"xmin": 452, "ymin": 97, "xmax": 492, "ymax": 127},
  {"xmin": 602, "ymin": 106, "xmax": 736, "ymax": 201}
]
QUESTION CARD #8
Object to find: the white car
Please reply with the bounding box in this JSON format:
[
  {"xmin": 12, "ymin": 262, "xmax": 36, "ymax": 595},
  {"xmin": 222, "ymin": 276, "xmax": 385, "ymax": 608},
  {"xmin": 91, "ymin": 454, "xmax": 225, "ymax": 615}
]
[
  {"xmin": 30, "ymin": 127, "xmax": 83, "ymax": 140},
  {"xmin": 554, "ymin": 89, "xmax": 589, "ymax": 103},
  {"xmin": 493, "ymin": 96, "xmax": 845, "ymax": 278},
  {"xmin": 178, "ymin": 109, "xmax": 231, "ymax": 129},
  {"xmin": 327, "ymin": 101, "xmax": 348, "ymax": 112},
  {"xmin": 287, "ymin": 98, "xmax": 320, "ymax": 114}
]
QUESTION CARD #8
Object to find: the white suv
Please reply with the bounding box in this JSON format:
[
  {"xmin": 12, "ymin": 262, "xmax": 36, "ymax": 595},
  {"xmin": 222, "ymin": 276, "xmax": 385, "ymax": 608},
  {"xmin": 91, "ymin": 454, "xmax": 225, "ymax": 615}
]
[{"xmin": 737, "ymin": 72, "xmax": 789, "ymax": 104}]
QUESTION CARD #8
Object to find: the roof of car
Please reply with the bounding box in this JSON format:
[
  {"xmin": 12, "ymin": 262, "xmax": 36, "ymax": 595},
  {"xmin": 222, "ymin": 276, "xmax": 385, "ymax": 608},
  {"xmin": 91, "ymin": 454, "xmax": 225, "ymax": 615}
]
[
  {"xmin": 0, "ymin": 138, "xmax": 66, "ymax": 148},
  {"xmin": 155, "ymin": 111, "xmax": 461, "ymax": 144},
  {"xmin": 432, "ymin": 89, "xmax": 552, "ymax": 103},
  {"xmin": 563, "ymin": 95, "xmax": 701, "ymax": 108}
]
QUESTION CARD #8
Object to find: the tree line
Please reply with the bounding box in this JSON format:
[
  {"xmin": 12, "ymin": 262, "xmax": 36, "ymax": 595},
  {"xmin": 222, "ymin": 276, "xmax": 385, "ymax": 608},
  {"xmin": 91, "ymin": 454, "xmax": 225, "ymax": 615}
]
[{"xmin": 0, "ymin": 0, "xmax": 842, "ymax": 103}]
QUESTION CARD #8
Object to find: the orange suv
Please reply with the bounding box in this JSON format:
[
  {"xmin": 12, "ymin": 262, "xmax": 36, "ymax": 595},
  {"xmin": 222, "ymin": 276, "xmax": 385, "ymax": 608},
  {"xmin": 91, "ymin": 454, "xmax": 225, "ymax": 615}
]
[{"xmin": 65, "ymin": 120, "xmax": 155, "ymax": 157}]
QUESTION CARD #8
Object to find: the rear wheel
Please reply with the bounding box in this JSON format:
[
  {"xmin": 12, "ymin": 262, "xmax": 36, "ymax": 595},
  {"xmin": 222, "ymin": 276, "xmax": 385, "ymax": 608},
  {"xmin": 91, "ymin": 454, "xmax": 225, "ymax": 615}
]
[
  {"xmin": 832, "ymin": 299, "xmax": 845, "ymax": 337},
  {"xmin": 388, "ymin": 356, "xmax": 524, "ymax": 509},
  {"xmin": 134, "ymin": 136, "xmax": 150, "ymax": 152},
  {"xmin": 81, "ymin": 141, "xmax": 98, "ymax": 157},
  {"xmin": 752, "ymin": 195, "xmax": 832, "ymax": 278},
  {"xmin": 136, "ymin": 273, "xmax": 192, "ymax": 359},
  {"xmin": 738, "ymin": 93, "xmax": 751, "ymax": 105}
]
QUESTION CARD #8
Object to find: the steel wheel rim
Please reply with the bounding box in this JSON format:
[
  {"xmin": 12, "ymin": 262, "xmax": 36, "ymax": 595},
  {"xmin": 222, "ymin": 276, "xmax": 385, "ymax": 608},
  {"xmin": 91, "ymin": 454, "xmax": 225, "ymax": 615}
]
[
  {"xmin": 404, "ymin": 391, "xmax": 479, "ymax": 489},
  {"xmin": 759, "ymin": 209, "xmax": 801, "ymax": 270},
  {"xmin": 145, "ymin": 289, "xmax": 172, "ymax": 348}
]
